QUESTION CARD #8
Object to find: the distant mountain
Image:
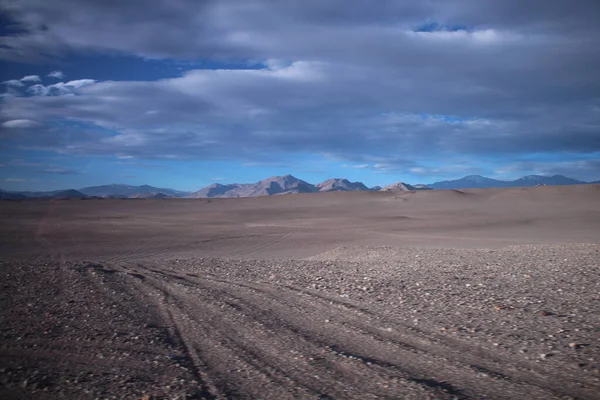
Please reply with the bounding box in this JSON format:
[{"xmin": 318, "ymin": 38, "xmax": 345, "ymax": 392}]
[
  {"xmin": 429, "ymin": 175, "xmax": 510, "ymax": 190},
  {"xmin": 511, "ymin": 175, "xmax": 585, "ymax": 187},
  {"xmin": 428, "ymin": 174, "xmax": 588, "ymax": 189},
  {"xmin": 129, "ymin": 192, "xmax": 173, "ymax": 199},
  {"xmin": 190, "ymin": 183, "xmax": 242, "ymax": 198},
  {"xmin": 190, "ymin": 175, "xmax": 318, "ymax": 198},
  {"xmin": 79, "ymin": 184, "xmax": 189, "ymax": 198},
  {"xmin": 49, "ymin": 189, "xmax": 87, "ymax": 199},
  {"xmin": 380, "ymin": 182, "xmax": 416, "ymax": 192},
  {"xmin": 412, "ymin": 184, "xmax": 433, "ymax": 190},
  {"xmin": 6, "ymin": 189, "xmax": 88, "ymax": 198},
  {"xmin": 0, "ymin": 189, "xmax": 28, "ymax": 200},
  {"xmin": 16, "ymin": 190, "xmax": 61, "ymax": 198},
  {"xmin": 316, "ymin": 178, "xmax": 369, "ymax": 192},
  {"xmin": 244, "ymin": 175, "xmax": 318, "ymax": 197},
  {"xmin": 3, "ymin": 174, "xmax": 597, "ymax": 201}
]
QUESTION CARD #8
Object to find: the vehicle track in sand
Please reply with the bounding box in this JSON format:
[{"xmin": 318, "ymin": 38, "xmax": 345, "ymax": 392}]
[
  {"xmin": 2, "ymin": 246, "xmax": 599, "ymax": 399},
  {"xmin": 21, "ymin": 257, "xmax": 590, "ymax": 400}
]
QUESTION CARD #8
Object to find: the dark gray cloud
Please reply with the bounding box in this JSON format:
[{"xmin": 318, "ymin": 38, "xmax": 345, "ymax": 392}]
[{"xmin": 0, "ymin": 0, "xmax": 599, "ymax": 178}]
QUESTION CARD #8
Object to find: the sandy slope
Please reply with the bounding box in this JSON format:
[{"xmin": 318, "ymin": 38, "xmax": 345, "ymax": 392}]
[
  {"xmin": 1, "ymin": 185, "xmax": 599, "ymax": 261},
  {"xmin": 0, "ymin": 186, "xmax": 599, "ymax": 399}
]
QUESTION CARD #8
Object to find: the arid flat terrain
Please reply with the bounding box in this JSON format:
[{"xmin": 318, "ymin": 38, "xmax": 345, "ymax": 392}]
[{"xmin": 1, "ymin": 186, "xmax": 599, "ymax": 399}]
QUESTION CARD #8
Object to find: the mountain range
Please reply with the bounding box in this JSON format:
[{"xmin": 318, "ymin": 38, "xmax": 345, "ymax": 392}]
[
  {"xmin": 78, "ymin": 184, "xmax": 188, "ymax": 198},
  {"xmin": 190, "ymin": 175, "xmax": 319, "ymax": 198},
  {"xmin": 428, "ymin": 174, "xmax": 587, "ymax": 189},
  {"xmin": 1, "ymin": 174, "xmax": 597, "ymax": 200}
]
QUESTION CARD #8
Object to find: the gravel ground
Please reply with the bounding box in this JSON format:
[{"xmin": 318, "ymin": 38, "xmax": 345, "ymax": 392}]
[{"xmin": 1, "ymin": 244, "xmax": 599, "ymax": 399}]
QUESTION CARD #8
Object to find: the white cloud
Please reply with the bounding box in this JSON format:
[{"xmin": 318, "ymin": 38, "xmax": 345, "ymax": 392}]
[
  {"xmin": 48, "ymin": 70, "xmax": 65, "ymax": 79},
  {"xmin": 348, "ymin": 164, "xmax": 369, "ymax": 169},
  {"xmin": 64, "ymin": 79, "xmax": 96, "ymax": 88},
  {"xmin": 408, "ymin": 164, "xmax": 486, "ymax": 177},
  {"xmin": 2, "ymin": 178, "xmax": 43, "ymax": 183},
  {"xmin": 373, "ymin": 163, "xmax": 400, "ymax": 172},
  {"xmin": 47, "ymin": 79, "xmax": 96, "ymax": 95},
  {"xmin": 27, "ymin": 84, "xmax": 49, "ymax": 96},
  {"xmin": 407, "ymin": 28, "xmax": 510, "ymax": 44},
  {"xmin": 2, "ymin": 80, "xmax": 25, "ymax": 87},
  {"xmin": 24, "ymin": 79, "xmax": 96, "ymax": 96},
  {"xmin": 1, "ymin": 119, "xmax": 42, "ymax": 128},
  {"xmin": 20, "ymin": 75, "xmax": 41, "ymax": 83},
  {"xmin": 40, "ymin": 168, "xmax": 80, "ymax": 175}
]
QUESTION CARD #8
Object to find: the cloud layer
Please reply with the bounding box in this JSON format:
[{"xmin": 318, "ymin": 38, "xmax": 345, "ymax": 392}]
[{"xmin": 1, "ymin": 0, "xmax": 599, "ymax": 178}]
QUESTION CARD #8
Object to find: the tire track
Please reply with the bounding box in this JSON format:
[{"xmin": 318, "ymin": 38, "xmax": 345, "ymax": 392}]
[{"xmin": 113, "ymin": 263, "xmax": 596, "ymax": 400}]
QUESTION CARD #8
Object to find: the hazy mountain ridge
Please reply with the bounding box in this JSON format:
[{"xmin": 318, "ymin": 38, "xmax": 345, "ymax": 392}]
[
  {"xmin": 0, "ymin": 190, "xmax": 29, "ymax": 200},
  {"xmin": 1, "ymin": 174, "xmax": 597, "ymax": 200},
  {"xmin": 51, "ymin": 189, "xmax": 88, "ymax": 198},
  {"xmin": 129, "ymin": 192, "xmax": 173, "ymax": 199},
  {"xmin": 79, "ymin": 184, "xmax": 189, "ymax": 198},
  {"xmin": 427, "ymin": 174, "xmax": 588, "ymax": 189},
  {"xmin": 0, "ymin": 188, "xmax": 88, "ymax": 199}
]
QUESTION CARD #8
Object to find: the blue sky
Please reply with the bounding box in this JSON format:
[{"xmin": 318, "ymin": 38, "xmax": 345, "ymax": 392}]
[{"xmin": 1, "ymin": 0, "xmax": 599, "ymax": 191}]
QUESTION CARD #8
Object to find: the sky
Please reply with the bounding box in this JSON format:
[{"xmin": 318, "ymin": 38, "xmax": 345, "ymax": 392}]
[{"xmin": 1, "ymin": 0, "xmax": 599, "ymax": 192}]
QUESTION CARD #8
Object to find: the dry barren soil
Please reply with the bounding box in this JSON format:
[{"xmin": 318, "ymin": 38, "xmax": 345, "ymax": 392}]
[{"xmin": 1, "ymin": 186, "xmax": 599, "ymax": 399}]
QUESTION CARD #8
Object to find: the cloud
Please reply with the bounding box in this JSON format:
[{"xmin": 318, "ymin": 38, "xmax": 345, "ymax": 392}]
[
  {"xmin": 58, "ymin": 79, "xmax": 96, "ymax": 89},
  {"xmin": 242, "ymin": 162, "xmax": 290, "ymax": 168},
  {"xmin": 38, "ymin": 168, "xmax": 80, "ymax": 175},
  {"xmin": 26, "ymin": 84, "xmax": 48, "ymax": 96},
  {"xmin": 1, "ymin": 119, "xmax": 42, "ymax": 128},
  {"xmin": 0, "ymin": 160, "xmax": 52, "ymax": 168},
  {"xmin": 2, "ymin": 0, "xmax": 599, "ymax": 63},
  {"xmin": 24, "ymin": 79, "xmax": 96, "ymax": 96},
  {"xmin": 373, "ymin": 163, "xmax": 401, "ymax": 172},
  {"xmin": 408, "ymin": 164, "xmax": 487, "ymax": 177},
  {"xmin": 115, "ymin": 161, "xmax": 168, "ymax": 169},
  {"xmin": 0, "ymin": 1, "xmax": 599, "ymax": 179},
  {"xmin": 344, "ymin": 164, "xmax": 369, "ymax": 169},
  {"xmin": 1, "ymin": 62, "xmax": 598, "ymax": 165},
  {"xmin": 2, "ymin": 79, "xmax": 25, "ymax": 87},
  {"xmin": 2, "ymin": 178, "xmax": 43, "ymax": 183},
  {"xmin": 48, "ymin": 70, "xmax": 65, "ymax": 79},
  {"xmin": 20, "ymin": 75, "xmax": 41, "ymax": 83}
]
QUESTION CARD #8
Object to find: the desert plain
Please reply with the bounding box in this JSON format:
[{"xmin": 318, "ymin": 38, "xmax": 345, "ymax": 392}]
[{"xmin": 0, "ymin": 185, "xmax": 599, "ymax": 399}]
